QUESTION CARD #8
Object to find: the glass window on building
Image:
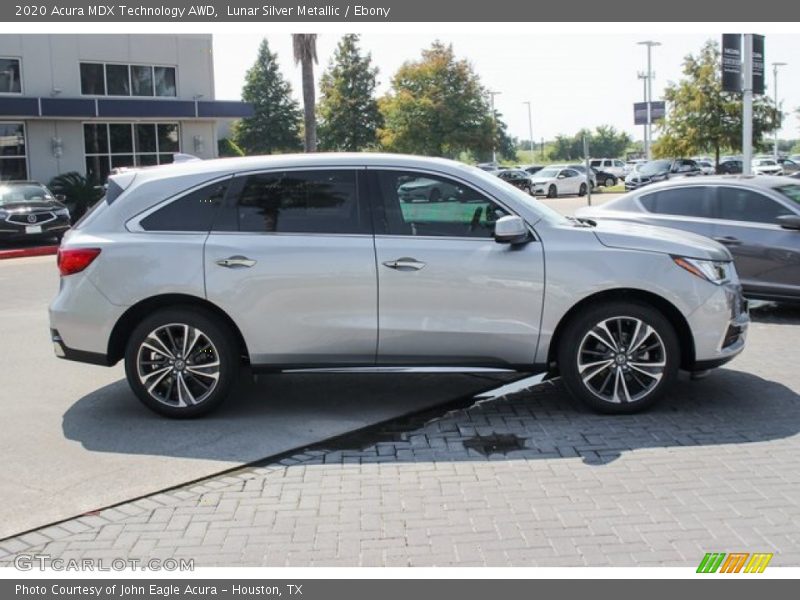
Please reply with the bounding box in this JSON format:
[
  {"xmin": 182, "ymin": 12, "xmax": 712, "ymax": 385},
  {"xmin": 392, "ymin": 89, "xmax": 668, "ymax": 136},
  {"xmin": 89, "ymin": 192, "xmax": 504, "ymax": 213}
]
[
  {"xmin": 0, "ymin": 123, "xmax": 27, "ymax": 180},
  {"xmin": 84, "ymin": 122, "xmax": 179, "ymax": 183},
  {"xmin": 0, "ymin": 58, "xmax": 22, "ymax": 94},
  {"xmin": 80, "ymin": 62, "xmax": 176, "ymax": 97}
]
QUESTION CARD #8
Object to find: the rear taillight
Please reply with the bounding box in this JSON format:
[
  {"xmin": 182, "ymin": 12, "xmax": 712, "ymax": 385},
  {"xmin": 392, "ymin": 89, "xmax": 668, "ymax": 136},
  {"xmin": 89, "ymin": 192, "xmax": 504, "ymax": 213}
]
[{"xmin": 57, "ymin": 248, "xmax": 101, "ymax": 276}]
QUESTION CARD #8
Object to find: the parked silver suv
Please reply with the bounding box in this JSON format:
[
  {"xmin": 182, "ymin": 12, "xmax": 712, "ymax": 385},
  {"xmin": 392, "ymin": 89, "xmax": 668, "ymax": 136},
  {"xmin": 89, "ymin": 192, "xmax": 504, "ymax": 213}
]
[{"xmin": 50, "ymin": 154, "xmax": 748, "ymax": 417}]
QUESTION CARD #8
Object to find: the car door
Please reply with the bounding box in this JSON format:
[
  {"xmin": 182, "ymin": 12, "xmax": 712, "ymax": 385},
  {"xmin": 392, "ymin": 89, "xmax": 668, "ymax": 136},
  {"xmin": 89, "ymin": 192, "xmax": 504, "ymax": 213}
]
[
  {"xmin": 204, "ymin": 168, "xmax": 378, "ymax": 366},
  {"xmin": 713, "ymin": 186, "xmax": 800, "ymax": 299},
  {"xmin": 368, "ymin": 169, "xmax": 545, "ymax": 367},
  {"xmin": 559, "ymin": 169, "xmax": 581, "ymax": 195}
]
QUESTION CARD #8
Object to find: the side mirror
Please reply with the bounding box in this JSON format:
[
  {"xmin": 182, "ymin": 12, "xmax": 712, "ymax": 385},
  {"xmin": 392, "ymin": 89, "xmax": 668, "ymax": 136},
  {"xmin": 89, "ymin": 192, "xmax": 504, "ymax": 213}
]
[
  {"xmin": 777, "ymin": 214, "xmax": 800, "ymax": 230},
  {"xmin": 494, "ymin": 215, "xmax": 530, "ymax": 245}
]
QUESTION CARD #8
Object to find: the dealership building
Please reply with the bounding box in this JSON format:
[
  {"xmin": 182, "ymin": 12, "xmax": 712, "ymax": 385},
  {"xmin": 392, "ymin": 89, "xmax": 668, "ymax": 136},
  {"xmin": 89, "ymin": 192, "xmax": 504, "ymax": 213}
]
[{"xmin": 0, "ymin": 34, "xmax": 252, "ymax": 184}]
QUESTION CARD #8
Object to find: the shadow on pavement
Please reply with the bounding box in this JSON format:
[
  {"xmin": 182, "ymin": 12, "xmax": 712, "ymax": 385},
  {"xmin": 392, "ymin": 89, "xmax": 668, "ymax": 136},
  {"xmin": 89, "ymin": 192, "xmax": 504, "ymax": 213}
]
[
  {"xmin": 63, "ymin": 367, "xmax": 800, "ymax": 468},
  {"xmin": 749, "ymin": 300, "xmax": 800, "ymax": 325}
]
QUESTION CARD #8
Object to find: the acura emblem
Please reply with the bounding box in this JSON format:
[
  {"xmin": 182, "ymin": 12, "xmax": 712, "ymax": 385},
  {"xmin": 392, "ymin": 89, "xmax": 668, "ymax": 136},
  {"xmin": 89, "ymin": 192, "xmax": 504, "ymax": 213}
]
[{"xmin": 27, "ymin": 214, "xmax": 37, "ymax": 224}]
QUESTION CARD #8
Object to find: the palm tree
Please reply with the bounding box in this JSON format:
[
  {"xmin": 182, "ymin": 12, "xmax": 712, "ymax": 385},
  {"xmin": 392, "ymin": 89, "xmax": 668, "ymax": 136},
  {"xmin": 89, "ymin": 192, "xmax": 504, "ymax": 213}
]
[{"xmin": 292, "ymin": 34, "xmax": 319, "ymax": 152}]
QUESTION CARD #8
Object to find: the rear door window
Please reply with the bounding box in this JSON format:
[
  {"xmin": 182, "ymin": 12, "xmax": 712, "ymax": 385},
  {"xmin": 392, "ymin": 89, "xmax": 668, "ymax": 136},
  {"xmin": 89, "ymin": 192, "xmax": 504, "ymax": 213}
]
[
  {"xmin": 639, "ymin": 187, "xmax": 714, "ymax": 218},
  {"xmin": 232, "ymin": 169, "xmax": 368, "ymax": 234}
]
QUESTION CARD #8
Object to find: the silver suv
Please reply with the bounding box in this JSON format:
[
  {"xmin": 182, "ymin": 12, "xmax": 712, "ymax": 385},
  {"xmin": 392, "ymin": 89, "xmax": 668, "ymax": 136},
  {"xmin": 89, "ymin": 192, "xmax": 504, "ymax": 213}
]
[{"xmin": 50, "ymin": 154, "xmax": 749, "ymax": 418}]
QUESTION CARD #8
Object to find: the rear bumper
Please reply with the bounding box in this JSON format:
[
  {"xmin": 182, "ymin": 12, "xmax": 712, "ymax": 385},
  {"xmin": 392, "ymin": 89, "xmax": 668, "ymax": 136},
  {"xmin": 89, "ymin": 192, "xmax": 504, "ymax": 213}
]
[{"xmin": 51, "ymin": 328, "xmax": 113, "ymax": 366}]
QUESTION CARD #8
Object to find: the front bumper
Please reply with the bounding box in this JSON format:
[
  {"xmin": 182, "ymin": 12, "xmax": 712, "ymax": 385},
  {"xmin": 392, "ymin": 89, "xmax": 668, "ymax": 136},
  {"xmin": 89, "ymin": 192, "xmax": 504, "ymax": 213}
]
[
  {"xmin": 0, "ymin": 215, "xmax": 70, "ymax": 240},
  {"xmin": 687, "ymin": 281, "xmax": 749, "ymax": 371}
]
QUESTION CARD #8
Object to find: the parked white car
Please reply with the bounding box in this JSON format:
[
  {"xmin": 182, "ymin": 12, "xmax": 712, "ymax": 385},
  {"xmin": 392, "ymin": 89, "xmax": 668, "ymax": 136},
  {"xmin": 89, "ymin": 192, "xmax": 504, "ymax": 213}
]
[
  {"xmin": 752, "ymin": 158, "xmax": 784, "ymax": 176},
  {"xmin": 697, "ymin": 160, "xmax": 716, "ymax": 175},
  {"xmin": 530, "ymin": 166, "xmax": 589, "ymax": 198}
]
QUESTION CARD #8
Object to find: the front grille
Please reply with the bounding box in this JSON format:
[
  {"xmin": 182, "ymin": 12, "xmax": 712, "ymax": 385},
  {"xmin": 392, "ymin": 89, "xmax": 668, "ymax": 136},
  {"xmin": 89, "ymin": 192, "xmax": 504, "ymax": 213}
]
[{"xmin": 7, "ymin": 212, "xmax": 54, "ymax": 225}]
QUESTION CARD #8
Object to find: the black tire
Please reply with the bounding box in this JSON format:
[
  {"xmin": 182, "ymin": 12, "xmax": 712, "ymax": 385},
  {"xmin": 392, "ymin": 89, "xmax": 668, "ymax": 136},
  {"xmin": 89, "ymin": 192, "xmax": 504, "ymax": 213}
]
[
  {"xmin": 556, "ymin": 301, "xmax": 680, "ymax": 414},
  {"xmin": 547, "ymin": 185, "xmax": 557, "ymax": 198},
  {"xmin": 578, "ymin": 183, "xmax": 587, "ymax": 197},
  {"xmin": 124, "ymin": 306, "xmax": 240, "ymax": 418},
  {"xmin": 605, "ymin": 176, "xmax": 616, "ymax": 187},
  {"xmin": 429, "ymin": 188, "xmax": 442, "ymax": 203}
]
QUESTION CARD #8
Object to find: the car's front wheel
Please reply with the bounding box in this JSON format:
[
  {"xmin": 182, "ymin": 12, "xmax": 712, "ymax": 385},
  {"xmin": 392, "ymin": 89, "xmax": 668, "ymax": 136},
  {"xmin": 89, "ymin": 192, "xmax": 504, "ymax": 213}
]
[
  {"xmin": 124, "ymin": 307, "xmax": 239, "ymax": 418},
  {"xmin": 547, "ymin": 185, "xmax": 557, "ymax": 198},
  {"xmin": 557, "ymin": 301, "xmax": 679, "ymax": 414}
]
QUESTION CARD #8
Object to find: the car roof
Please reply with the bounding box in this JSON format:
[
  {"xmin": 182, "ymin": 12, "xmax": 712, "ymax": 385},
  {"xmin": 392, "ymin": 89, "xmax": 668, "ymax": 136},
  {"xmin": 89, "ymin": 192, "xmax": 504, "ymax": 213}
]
[{"xmin": 631, "ymin": 175, "xmax": 793, "ymax": 192}]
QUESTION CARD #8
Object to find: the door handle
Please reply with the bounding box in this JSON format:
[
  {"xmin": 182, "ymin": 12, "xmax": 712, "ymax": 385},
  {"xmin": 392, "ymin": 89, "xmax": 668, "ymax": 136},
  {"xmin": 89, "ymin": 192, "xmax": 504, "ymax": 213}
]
[
  {"xmin": 713, "ymin": 236, "xmax": 742, "ymax": 246},
  {"xmin": 216, "ymin": 255, "xmax": 257, "ymax": 268},
  {"xmin": 382, "ymin": 257, "xmax": 426, "ymax": 271}
]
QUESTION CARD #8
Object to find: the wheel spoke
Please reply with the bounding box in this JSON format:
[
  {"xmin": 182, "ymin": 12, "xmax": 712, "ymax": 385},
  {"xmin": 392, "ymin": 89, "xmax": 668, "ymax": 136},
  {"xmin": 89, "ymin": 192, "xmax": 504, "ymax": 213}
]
[
  {"xmin": 176, "ymin": 372, "xmax": 197, "ymax": 406},
  {"xmin": 588, "ymin": 324, "xmax": 618, "ymax": 352},
  {"xmin": 579, "ymin": 359, "xmax": 614, "ymax": 384},
  {"xmin": 185, "ymin": 363, "xmax": 220, "ymax": 381},
  {"xmin": 629, "ymin": 322, "xmax": 654, "ymax": 354},
  {"xmin": 142, "ymin": 335, "xmax": 174, "ymax": 360},
  {"xmin": 145, "ymin": 367, "xmax": 171, "ymax": 393}
]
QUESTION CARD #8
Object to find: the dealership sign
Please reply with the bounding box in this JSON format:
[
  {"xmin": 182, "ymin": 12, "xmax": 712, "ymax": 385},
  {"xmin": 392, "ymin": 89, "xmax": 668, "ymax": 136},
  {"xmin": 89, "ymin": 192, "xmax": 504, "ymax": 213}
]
[
  {"xmin": 633, "ymin": 101, "xmax": 665, "ymax": 125},
  {"xmin": 722, "ymin": 33, "xmax": 765, "ymax": 94}
]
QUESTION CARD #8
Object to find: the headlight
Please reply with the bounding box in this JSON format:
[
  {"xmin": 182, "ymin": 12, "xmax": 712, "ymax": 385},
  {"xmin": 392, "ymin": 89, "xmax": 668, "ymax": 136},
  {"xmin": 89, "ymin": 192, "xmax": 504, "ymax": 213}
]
[
  {"xmin": 673, "ymin": 256, "xmax": 732, "ymax": 285},
  {"xmin": 55, "ymin": 207, "xmax": 70, "ymax": 217}
]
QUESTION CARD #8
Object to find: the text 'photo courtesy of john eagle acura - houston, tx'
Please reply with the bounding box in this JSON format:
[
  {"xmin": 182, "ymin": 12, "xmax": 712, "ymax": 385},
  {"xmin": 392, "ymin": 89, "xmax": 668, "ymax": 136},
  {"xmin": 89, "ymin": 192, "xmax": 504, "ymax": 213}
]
[{"xmin": 49, "ymin": 153, "xmax": 748, "ymax": 418}]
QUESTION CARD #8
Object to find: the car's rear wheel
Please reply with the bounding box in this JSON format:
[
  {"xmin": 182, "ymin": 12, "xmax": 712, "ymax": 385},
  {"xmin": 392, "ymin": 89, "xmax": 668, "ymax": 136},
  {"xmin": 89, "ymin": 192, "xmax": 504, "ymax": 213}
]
[
  {"xmin": 124, "ymin": 307, "xmax": 239, "ymax": 418},
  {"xmin": 547, "ymin": 185, "xmax": 557, "ymax": 198},
  {"xmin": 556, "ymin": 301, "xmax": 679, "ymax": 414},
  {"xmin": 605, "ymin": 176, "xmax": 616, "ymax": 187}
]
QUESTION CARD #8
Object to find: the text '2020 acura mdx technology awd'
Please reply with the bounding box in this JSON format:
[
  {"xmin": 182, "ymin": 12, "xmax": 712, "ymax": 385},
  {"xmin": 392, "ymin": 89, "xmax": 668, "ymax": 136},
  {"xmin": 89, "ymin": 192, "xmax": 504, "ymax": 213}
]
[{"xmin": 50, "ymin": 154, "xmax": 749, "ymax": 418}]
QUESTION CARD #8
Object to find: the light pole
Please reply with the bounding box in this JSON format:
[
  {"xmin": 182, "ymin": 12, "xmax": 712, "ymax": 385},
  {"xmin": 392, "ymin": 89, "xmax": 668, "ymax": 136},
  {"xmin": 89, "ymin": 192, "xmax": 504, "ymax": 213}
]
[
  {"xmin": 772, "ymin": 62, "xmax": 787, "ymax": 161},
  {"xmin": 637, "ymin": 72, "xmax": 648, "ymax": 157},
  {"xmin": 523, "ymin": 101, "xmax": 534, "ymax": 163},
  {"xmin": 743, "ymin": 35, "xmax": 753, "ymax": 175},
  {"xmin": 489, "ymin": 90, "xmax": 501, "ymax": 164},
  {"xmin": 638, "ymin": 40, "xmax": 661, "ymax": 160}
]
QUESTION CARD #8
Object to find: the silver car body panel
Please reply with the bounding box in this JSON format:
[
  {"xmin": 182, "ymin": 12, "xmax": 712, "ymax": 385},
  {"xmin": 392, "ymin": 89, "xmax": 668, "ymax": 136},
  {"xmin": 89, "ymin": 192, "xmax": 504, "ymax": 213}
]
[{"xmin": 50, "ymin": 153, "xmax": 748, "ymax": 373}]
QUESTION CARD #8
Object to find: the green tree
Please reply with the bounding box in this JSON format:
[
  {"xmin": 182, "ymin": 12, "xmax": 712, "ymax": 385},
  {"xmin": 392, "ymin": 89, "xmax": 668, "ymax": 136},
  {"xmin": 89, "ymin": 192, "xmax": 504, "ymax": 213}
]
[
  {"xmin": 590, "ymin": 125, "xmax": 632, "ymax": 158},
  {"xmin": 550, "ymin": 135, "xmax": 574, "ymax": 161},
  {"xmin": 293, "ymin": 34, "xmax": 319, "ymax": 152},
  {"xmin": 217, "ymin": 137, "xmax": 245, "ymax": 157},
  {"xmin": 378, "ymin": 42, "xmax": 503, "ymax": 159},
  {"xmin": 318, "ymin": 34, "xmax": 382, "ymax": 151},
  {"xmin": 654, "ymin": 40, "xmax": 779, "ymax": 165},
  {"xmin": 233, "ymin": 39, "xmax": 302, "ymax": 155}
]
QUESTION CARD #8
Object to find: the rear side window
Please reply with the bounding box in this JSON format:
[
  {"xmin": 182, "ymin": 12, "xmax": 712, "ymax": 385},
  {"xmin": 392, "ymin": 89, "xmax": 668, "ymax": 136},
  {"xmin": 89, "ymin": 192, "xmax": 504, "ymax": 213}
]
[
  {"xmin": 140, "ymin": 181, "xmax": 228, "ymax": 232},
  {"xmin": 234, "ymin": 170, "xmax": 366, "ymax": 234},
  {"xmin": 639, "ymin": 187, "xmax": 714, "ymax": 218},
  {"xmin": 717, "ymin": 187, "xmax": 792, "ymax": 224}
]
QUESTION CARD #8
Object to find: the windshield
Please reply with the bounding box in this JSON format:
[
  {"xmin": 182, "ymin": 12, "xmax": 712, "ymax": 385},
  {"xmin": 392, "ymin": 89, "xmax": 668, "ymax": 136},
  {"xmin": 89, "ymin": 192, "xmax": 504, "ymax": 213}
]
[
  {"xmin": 755, "ymin": 159, "xmax": 776, "ymax": 166},
  {"xmin": 774, "ymin": 184, "xmax": 800, "ymax": 206},
  {"xmin": 536, "ymin": 168, "xmax": 560, "ymax": 178},
  {"xmin": 0, "ymin": 184, "xmax": 53, "ymax": 206},
  {"xmin": 638, "ymin": 160, "xmax": 671, "ymax": 176}
]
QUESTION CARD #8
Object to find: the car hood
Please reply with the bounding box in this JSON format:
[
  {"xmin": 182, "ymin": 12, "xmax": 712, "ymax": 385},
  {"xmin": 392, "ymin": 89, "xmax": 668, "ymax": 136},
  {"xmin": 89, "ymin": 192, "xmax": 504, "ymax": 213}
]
[
  {"xmin": 0, "ymin": 200, "xmax": 64, "ymax": 211},
  {"xmin": 589, "ymin": 218, "xmax": 731, "ymax": 261}
]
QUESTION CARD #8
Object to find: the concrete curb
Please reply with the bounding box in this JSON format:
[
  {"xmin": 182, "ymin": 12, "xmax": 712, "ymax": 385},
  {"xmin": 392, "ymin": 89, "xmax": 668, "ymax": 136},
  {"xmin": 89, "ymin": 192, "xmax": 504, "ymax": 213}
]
[{"xmin": 0, "ymin": 245, "xmax": 58, "ymax": 260}]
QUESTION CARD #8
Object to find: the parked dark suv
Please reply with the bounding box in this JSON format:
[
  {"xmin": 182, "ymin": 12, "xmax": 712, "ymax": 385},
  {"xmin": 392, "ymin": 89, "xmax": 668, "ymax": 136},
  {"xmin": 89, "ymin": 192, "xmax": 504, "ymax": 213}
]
[
  {"xmin": 0, "ymin": 181, "xmax": 71, "ymax": 242},
  {"xmin": 624, "ymin": 158, "xmax": 702, "ymax": 191}
]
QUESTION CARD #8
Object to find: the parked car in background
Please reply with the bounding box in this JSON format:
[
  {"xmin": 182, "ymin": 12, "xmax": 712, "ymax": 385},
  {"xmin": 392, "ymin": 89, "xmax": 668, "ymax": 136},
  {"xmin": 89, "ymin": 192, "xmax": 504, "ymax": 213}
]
[
  {"xmin": 593, "ymin": 168, "xmax": 619, "ymax": 188},
  {"xmin": 752, "ymin": 158, "xmax": 783, "ymax": 176},
  {"xmin": 476, "ymin": 162, "xmax": 499, "ymax": 171},
  {"xmin": 589, "ymin": 158, "xmax": 627, "ymax": 180},
  {"xmin": 717, "ymin": 159, "xmax": 743, "ymax": 175},
  {"xmin": 530, "ymin": 166, "xmax": 590, "ymax": 197},
  {"xmin": 777, "ymin": 158, "xmax": 800, "ymax": 175},
  {"xmin": 559, "ymin": 164, "xmax": 597, "ymax": 189},
  {"xmin": 697, "ymin": 160, "xmax": 716, "ymax": 175},
  {"xmin": 398, "ymin": 176, "xmax": 461, "ymax": 203},
  {"xmin": 577, "ymin": 176, "xmax": 800, "ymax": 302},
  {"xmin": 0, "ymin": 181, "xmax": 71, "ymax": 243},
  {"xmin": 790, "ymin": 154, "xmax": 800, "ymax": 164},
  {"xmin": 624, "ymin": 159, "xmax": 647, "ymax": 178},
  {"xmin": 522, "ymin": 165, "xmax": 545, "ymax": 176},
  {"xmin": 51, "ymin": 153, "xmax": 748, "ymax": 417},
  {"xmin": 495, "ymin": 169, "xmax": 534, "ymax": 194},
  {"xmin": 624, "ymin": 158, "xmax": 702, "ymax": 191}
]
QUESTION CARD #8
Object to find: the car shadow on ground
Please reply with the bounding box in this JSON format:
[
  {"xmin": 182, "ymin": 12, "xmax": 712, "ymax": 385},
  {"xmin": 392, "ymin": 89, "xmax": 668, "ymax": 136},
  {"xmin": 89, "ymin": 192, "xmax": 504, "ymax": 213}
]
[
  {"xmin": 62, "ymin": 366, "xmax": 800, "ymax": 468},
  {"xmin": 749, "ymin": 300, "xmax": 800, "ymax": 325}
]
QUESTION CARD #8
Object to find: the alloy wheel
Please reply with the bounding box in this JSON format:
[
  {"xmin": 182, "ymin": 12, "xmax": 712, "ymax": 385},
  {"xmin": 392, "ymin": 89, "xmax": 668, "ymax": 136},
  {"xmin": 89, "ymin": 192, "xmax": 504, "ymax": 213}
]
[
  {"xmin": 576, "ymin": 316, "xmax": 666, "ymax": 404},
  {"xmin": 136, "ymin": 323, "xmax": 221, "ymax": 408}
]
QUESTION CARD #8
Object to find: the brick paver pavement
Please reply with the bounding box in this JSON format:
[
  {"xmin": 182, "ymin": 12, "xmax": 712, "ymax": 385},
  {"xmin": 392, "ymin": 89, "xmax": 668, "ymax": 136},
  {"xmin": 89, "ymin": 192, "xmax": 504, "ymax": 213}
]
[{"xmin": 1, "ymin": 303, "xmax": 799, "ymax": 567}]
